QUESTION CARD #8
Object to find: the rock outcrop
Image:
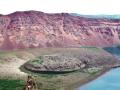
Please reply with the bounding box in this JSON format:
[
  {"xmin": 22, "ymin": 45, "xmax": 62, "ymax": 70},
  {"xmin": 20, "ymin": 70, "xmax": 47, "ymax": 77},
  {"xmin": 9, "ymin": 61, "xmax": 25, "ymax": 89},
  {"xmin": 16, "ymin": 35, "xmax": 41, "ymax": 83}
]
[
  {"xmin": 0, "ymin": 11, "xmax": 120, "ymax": 50},
  {"xmin": 24, "ymin": 55, "xmax": 86, "ymax": 72},
  {"xmin": 23, "ymin": 48, "xmax": 119, "ymax": 72}
]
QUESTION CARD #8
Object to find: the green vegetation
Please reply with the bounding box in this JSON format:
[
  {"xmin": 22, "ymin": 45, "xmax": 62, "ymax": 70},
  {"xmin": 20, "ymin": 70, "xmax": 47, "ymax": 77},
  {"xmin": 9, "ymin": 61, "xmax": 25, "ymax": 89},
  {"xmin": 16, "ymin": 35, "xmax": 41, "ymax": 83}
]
[
  {"xmin": 84, "ymin": 67, "xmax": 102, "ymax": 74},
  {"xmin": 80, "ymin": 46, "xmax": 100, "ymax": 51},
  {"xmin": 30, "ymin": 56, "xmax": 44, "ymax": 66},
  {"xmin": 0, "ymin": 79, "xmax": 24, "ymax": 90}
]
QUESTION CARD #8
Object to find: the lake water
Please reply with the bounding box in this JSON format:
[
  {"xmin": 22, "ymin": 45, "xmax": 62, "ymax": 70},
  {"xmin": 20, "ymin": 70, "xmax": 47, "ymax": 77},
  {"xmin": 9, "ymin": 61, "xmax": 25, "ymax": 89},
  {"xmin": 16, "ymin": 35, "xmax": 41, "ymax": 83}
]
[{"xmin": 77, "ymin": 47, "xmax": 120, "ymax": 90}]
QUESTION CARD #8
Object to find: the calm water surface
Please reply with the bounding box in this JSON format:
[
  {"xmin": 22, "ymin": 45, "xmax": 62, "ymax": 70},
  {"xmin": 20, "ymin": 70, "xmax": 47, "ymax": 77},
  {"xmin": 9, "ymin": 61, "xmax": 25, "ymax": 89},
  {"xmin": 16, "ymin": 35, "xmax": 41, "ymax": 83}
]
[{"xmin": 77, "ymin": 47, "xmax": 120, "ymax": 90}]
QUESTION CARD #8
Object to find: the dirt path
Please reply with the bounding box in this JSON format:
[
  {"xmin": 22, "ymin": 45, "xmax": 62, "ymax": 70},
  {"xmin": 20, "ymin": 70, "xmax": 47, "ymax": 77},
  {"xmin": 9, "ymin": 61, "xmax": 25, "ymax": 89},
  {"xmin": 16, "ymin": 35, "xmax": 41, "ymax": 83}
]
[{"xmin": 0, "ymin": 57, "xmax": 28, "ymax": 79}]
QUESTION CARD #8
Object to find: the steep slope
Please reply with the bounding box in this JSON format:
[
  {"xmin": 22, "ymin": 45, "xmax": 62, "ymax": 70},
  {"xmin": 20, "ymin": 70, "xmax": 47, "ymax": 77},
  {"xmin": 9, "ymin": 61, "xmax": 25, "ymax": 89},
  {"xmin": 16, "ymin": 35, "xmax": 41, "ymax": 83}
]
[{"xmin": 0, "ymin": 11, "xmax": 120, "ymax": 50}]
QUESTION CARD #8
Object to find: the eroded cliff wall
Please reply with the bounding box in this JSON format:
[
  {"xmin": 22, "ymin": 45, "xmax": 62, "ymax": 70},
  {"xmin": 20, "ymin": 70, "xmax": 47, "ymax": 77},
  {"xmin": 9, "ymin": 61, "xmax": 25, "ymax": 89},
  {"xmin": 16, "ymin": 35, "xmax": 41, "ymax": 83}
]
[{"xmin": 0, "ymin": 11, "xmax": 120, "ymax": 50}]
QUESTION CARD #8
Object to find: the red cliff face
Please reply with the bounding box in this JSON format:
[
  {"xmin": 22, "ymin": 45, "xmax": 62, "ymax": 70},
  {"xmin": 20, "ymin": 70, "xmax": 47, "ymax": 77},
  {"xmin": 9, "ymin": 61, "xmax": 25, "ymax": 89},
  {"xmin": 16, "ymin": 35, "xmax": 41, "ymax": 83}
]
[{"xmin": 0, "ymin": 11, "xmax": 120, "ymax": 50}]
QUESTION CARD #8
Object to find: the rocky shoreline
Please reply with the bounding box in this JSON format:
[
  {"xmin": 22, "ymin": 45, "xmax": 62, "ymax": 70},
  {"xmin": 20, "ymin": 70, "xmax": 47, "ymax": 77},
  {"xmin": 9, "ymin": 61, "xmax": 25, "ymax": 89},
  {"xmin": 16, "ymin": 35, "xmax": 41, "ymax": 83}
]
[
  {"xmin": 73, "ymin": 64, "xmax": 120, "ymax": 90},
  {"xmin": 23, "ymin": 47, "xmax": 120, "ymax": 73}
]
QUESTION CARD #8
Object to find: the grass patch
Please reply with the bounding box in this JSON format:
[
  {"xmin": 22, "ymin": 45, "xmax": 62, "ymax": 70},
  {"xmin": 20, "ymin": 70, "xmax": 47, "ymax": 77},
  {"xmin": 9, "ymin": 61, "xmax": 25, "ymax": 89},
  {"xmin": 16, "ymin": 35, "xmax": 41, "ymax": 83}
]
[
  {"xmin": 0, "ymin": 79, "xmax": 24, "ymax": 90},
  {"xmin": 80, "ymin": 46, "xmax": 100, "ymax": 52},
  {"xmin": 30, "ymin": 56, "xmax": 44, "ymax": 66},
  {"xmin": 83, "ymin": 67, "xmax": 102, "ymax": 74}
]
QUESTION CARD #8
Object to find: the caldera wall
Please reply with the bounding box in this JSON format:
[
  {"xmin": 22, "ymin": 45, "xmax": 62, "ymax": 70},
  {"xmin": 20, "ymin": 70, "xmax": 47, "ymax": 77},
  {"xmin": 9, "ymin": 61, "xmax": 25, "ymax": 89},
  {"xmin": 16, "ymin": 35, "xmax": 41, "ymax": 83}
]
[{"xmin": 0, "ymin": 11, "xmax": 120, "ymax": 50}]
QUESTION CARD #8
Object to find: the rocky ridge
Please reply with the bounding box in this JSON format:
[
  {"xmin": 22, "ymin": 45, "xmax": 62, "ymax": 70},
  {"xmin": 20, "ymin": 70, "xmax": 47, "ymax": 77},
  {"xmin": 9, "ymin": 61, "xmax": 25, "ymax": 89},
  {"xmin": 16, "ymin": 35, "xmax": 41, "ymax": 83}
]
[{"xmin": 0, "ymin": 11, "xmax": 120, "ymax": 50}]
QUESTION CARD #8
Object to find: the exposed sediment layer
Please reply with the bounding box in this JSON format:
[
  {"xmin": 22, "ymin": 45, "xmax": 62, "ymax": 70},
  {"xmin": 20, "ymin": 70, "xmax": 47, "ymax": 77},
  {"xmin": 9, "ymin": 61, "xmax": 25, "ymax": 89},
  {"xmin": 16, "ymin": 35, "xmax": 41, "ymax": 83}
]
[{"xmin": 0, "ymin": 11, "xmax": 120, "ymax": 50}]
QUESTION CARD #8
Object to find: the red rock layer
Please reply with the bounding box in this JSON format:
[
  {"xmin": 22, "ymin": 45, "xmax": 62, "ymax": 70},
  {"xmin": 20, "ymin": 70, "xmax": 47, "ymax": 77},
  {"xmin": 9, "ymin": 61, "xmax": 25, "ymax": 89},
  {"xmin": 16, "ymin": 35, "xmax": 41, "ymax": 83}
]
[{"xmin": 0, "ymin": 11, "xmax": 120, "ymax": 50}]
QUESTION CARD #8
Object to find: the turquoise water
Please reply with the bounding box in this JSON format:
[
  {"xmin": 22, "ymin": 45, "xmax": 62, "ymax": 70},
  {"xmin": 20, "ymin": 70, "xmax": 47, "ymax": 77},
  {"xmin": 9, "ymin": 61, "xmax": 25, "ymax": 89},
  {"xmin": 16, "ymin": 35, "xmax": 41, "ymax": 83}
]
[
  {"xmin": 77, "ymin": 47, "xmax": 120, "ymax": 90},
  {"xmin": 104, "ymin": 46, "xmax": 120, "ymax": 59}
]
